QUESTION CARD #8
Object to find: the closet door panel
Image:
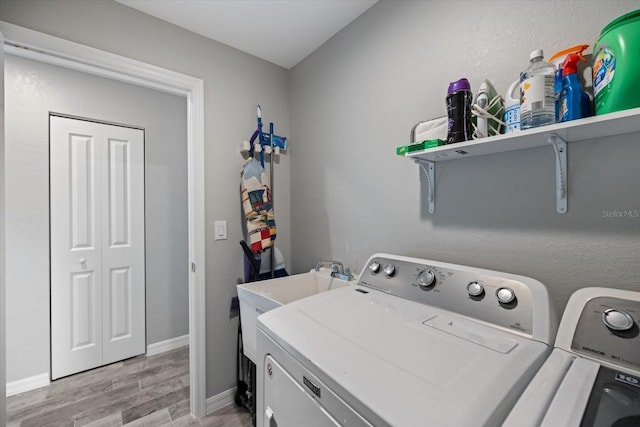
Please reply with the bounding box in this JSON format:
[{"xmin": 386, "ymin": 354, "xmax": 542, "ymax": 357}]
[
  {"xmin": 50, "ymin": 116, "xmax": 145, "ymax": 379},
  {"xmin": 50, "ymin": 118, "xmax": 103, "ymax": 380},
  {"xmin": 101, "ymin": 126, "xmax": 145, "ymax": 365}
]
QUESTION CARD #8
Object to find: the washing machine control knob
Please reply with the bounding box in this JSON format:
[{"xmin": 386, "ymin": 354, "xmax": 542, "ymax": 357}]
[
  {"xmin": 383, "ymin": 264, "xmax": 396, "ymax": 277},
  {"xmin": 369, "ymin": 262, "xmax": 381, "ymax": 274},
  {"xmin": 467, "ymin": 282, "xmax": 484, "ymax": 297},
  {"xmin": 417, "ymin": 269, "xmax": 436, "ymax": 290},
  {"xmin": 602, "ymin": 309, "xmax": 635, "ymax": 331},
  {"xmin": 496, "ymin": 287, "xmax": 516, "ymax": 304}
]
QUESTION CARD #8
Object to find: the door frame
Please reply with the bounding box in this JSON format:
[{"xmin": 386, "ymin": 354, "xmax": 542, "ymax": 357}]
[{"xmin": 0, "ymin": 22, "xmax": 207, "ymax": 417}]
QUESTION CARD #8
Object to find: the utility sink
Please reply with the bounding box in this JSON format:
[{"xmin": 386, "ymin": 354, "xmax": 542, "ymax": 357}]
[{"xmin": 237, "ymin": 269, "xmax": 357, "ymax": 363}]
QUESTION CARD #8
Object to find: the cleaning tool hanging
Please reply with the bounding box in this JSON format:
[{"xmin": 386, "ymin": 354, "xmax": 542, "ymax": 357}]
[
  {"xmin": 246, "ymin": 105, "xmax": 287, "ymax": 167},
  {"xmin": 236, "ymin": 105, "xmax": 289, "ymax": 424}
]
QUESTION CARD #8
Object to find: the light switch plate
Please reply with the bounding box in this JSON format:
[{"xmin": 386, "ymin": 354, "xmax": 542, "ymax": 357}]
[{"xmin": 214, "ymin": 220, "xmax": 227, "ymax": 241}]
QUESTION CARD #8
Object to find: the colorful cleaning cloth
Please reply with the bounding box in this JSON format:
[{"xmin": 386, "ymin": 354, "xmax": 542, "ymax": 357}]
[{"xmin": 241, "ymin": 158, "xmax": 276, "ymax": 253}]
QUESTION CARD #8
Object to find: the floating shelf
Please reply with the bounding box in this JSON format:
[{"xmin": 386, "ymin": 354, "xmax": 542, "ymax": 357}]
[
  {"xmin": 404, "ymin": 107, "xmax": 640, "ymax": 214},
  {"xmin": 406, "ymin": 106, "xmax": 640, "ymax": 162}
]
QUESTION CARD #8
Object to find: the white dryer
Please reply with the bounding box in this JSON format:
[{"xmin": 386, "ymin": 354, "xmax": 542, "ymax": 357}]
[
  {"xmin": 504, "ymin": 287, "xmax": 640, "ymax": 427},
  {"xmin": 256, "ymin": 254, "xmax": 558, "ymax": 426}
]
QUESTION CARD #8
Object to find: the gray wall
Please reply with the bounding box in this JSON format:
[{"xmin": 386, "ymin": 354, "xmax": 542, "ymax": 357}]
[
  {"xmin": 289, "ymin": 0, "xmax": 640, "ymax": 316},
  {"xmin": 5, "ymin": 54, "xmax": 188, "ymax": 382},
  {"xmin": 0, "ymin": 0, "xmax": 290, "ymax": 397}
]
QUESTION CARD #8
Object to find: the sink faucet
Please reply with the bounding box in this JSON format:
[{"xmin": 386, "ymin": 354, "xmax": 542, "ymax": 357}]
[
  {"xmin": 315, "ymin": 261, "xmax": 353, "ymax": 281},
  {"xmin": 315, "ymin": 261, "xmax": 344, "ymax": 274}
]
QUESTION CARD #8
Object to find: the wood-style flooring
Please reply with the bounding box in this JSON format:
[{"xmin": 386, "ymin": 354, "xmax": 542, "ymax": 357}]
[{"xmin": 6, "ymin": 346, "xmax": 253, "ymax": 426}]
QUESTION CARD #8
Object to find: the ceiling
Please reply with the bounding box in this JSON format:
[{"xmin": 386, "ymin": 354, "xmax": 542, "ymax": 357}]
[{"xmin": 115, "ymin": 0, "xmax": 378, "ymax": 69}]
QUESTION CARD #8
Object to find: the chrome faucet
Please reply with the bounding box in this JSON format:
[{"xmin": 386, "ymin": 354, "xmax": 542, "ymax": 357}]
[
  {"xmin": 315, "ymin": 261, "xmax": 344, "ymax": 274},
  {"xmin": 315, "ymin": 261, "xmax": 353, "ymax": 281}
]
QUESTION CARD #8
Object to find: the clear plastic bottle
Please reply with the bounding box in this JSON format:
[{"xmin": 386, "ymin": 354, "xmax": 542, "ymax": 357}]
[{"xmin": 520, "ymin": 49, "xmax": 556, "ymax": 129}]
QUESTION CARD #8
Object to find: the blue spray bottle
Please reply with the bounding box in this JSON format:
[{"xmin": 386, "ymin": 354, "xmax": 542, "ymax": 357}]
[
  {"xmin": 559, "ymin": 53, "xmax": 589, "ymax": 122},
  {"xmin": 550, "ymin": 44, "xmax": 589, "ymax": 121}
]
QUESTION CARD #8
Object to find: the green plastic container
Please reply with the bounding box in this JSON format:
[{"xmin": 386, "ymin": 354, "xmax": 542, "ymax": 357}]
[
  {"xmin": 593, "ymin": 9, "xmax": 640, "ymax": 115},
  {"xmin": 396, "ymin": 139, "xmax": 444, "ymax": 156}
]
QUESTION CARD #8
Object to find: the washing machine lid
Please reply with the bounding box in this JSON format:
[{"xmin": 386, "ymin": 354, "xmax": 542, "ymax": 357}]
[
  {"xmin": 258, "ymin": 285, "xmax": 551, "ymax": 427},
  {"xmin": 540, "ymin": 357, "xmax": 640, "ymax": 427}
]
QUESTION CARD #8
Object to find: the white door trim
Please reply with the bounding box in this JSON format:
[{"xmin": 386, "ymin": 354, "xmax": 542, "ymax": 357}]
[
  {"xmin": 0, "ymin": 29, "xmax": 6, "ymax": 427},
  {"xmin": 0, "ymin": 21, "xmax": 206, "ymax": 417}
]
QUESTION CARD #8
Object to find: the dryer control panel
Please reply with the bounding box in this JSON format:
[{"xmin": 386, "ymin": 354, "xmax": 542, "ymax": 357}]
[{"xmin": 357, "ymin": 254, "xmax": 556, "ymax": 342}]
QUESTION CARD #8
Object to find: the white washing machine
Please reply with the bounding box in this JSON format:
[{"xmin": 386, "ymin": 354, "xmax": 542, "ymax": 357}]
[
  {"xmin": 503, "ymin": 287, "xmax": 640, "ymax": 427},
  {"xmin": 256, "ymin": 254, "xmax": 558, "ymax": 426}
]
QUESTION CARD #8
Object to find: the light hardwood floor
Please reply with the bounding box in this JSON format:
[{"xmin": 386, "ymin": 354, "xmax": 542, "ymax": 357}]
[{"xmin": 6, "ymin": 346, "xmax": 253, "ymax": 426}]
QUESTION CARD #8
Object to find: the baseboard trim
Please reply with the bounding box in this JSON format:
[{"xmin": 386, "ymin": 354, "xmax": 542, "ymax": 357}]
[
  {"xmin": 206, "ymin": 387, "xmax": 237, "ymax": 414},
  {"xmin": 146, "ymin": 334, "xmax": 189, "ymax": 356},
  {"xmin": 6, "ymin": 372, "xmax": 50, "ymax": 397}
]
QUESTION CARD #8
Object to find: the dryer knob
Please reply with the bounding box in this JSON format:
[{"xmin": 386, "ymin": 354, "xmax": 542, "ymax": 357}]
[
  {"xmin": 603, "ymin": 309, "xmax": 635, "ymax": 331},
  {"xmin": 369, "ymin": 262, "xmax": 381, "ymax": 274},
  {"xmin": 467, "ymin": 282, "xmax": 484, "ymax": 297},
  {"xmin": 496, "ymin": 287, "xmax": 516, "ymax": 304},
  {"xmin": 383, "ymin": 264, "xmax": 396, "ymax": 277},
  {"xmin": 417, "ymin": 269, "xmax": 436, "ymax": 290}
]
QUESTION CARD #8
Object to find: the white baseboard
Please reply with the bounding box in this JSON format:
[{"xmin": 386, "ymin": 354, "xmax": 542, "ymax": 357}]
[
  {"xmin": 6, "ymin": 373, "xmax": 50, "ymax": 397},
  {"xmin": 146, "ymin": 334, "xmax": 189, "ymax": 356},
  {"xmin": 206, "ymin": 387, "xmax": 237, "ymax": 414}
]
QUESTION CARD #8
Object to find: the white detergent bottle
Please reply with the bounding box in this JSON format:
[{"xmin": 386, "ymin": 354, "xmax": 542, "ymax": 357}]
[{"xmin": 503, "ymin": 80, "xmax": 520, "ymax": 133}]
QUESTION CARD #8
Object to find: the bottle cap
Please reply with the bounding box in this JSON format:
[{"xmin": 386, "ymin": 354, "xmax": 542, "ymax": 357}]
[
  {"xmin": 447, "ymin": 78, "xmax": 471, "ymax": 94},
  {"xmin": 529, "ymin": 49, "xmax": 544, "ymax": 61}
]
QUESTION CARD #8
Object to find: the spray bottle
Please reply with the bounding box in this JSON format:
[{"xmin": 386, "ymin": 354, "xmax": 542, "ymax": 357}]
[
  {"xmin": 549, "ymin": 44, "xmax": 589, "ymax": 121},
  {"xmin": 559, "ymin": 52, "xmax": 589, "ymax": 122}
]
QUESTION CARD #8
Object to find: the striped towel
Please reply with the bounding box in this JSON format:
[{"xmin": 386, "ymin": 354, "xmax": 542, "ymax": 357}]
[{"xmin": 241, "ymin": 158, "xmax": 276, "ymax": 253}]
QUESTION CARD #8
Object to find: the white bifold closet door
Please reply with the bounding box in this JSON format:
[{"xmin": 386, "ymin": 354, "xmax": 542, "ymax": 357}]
[{"xmin": 50, "ymin": 116, "xmax": 145, "ymax": 380}]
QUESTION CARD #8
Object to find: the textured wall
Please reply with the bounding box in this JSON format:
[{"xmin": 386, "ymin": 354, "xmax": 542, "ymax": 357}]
[
  {"xmin": 0, "ymin": 0, "xmax": 291, "ymax": 397},
  {"xmin": 289, "ymin": 0, "xmax": 640, "ymax": 316},
  {"xmin": 5, "ymin": 54, "xmax": 188, "ymax": 382}
]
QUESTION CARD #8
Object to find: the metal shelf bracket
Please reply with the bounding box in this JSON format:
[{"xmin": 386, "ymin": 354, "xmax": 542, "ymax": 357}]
[
  {"xmin": 546, "ymin": 133, "xmax": 567, "ymax": 214},
  {"xmin": 413, "ymin": 134, "xmax": 566, "ymax": 215},
  {"xmin": 415, "ymin": 159, "xmax": 435, "ymax": 214}
]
